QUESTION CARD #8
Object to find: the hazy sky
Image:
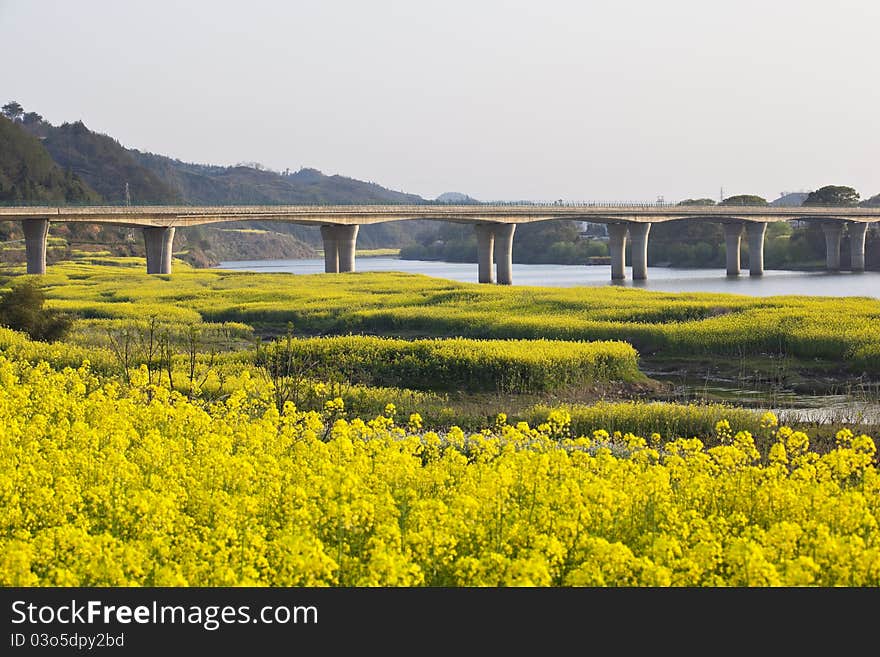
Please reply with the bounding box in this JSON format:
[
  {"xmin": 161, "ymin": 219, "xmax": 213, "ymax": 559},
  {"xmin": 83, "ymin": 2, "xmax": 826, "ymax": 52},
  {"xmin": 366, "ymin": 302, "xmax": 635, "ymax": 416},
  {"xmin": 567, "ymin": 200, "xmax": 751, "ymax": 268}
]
[{"xmin": 2, "ymin": 0, "xmax": 879, "ymax": 202}]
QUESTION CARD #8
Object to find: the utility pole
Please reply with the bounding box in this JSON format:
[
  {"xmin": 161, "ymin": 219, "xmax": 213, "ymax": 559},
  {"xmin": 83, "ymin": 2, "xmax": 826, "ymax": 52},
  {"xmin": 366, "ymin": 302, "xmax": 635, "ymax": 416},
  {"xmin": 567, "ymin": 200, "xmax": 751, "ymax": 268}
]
[
  {"xmin": 720, "ymin": 186, "xmax": 724, "ymax": 203},
  {"xmin": 124, "ymin": 182, "xmax": 135, "ymax": 242}
]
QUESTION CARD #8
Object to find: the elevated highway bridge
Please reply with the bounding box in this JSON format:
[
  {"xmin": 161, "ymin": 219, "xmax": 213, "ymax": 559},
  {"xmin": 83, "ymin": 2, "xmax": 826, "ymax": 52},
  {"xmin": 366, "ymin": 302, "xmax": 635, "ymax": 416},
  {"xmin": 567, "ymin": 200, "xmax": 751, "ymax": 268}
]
[{"xmin": 2, "ymin": 204, "xmax": 879, "ymax": 283}]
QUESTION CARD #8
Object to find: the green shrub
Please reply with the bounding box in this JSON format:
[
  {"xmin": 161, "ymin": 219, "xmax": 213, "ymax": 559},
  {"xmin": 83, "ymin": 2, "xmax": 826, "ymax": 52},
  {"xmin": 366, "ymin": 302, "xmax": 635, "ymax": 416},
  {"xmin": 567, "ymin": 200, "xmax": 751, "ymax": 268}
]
[{"xmin": 0, "ymin": 280, "xmax": 72, "ymax": 341}]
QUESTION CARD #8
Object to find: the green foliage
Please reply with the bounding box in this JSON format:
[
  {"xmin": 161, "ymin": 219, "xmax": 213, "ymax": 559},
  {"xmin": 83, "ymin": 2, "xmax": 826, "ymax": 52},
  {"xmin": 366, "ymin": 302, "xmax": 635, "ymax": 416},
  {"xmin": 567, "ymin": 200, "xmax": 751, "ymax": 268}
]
[
  {"xmin": 803, "ymin": 185, "xmax": 860, "ymax": 207},
  {"xmin": 131, "ymin": 152, "xmax": 425, "ymax": 206},
  {"xmin": 22, "ymin": 112, "xmax": 42, "ymax": 125},
  {"xmin": 677, "ymin": 198, "xmax": 717, "ymax": 206},
  {"xmin": 720, "ymin": 195, "xmax": 768, "ymax": 206},
  {"xmin": 0, "ymin": 280, "xmax": 73, "ymax": 341},
  {"xmin": 41, "ymin": 121, "xmax": 181, "ymax": 204},
  {"xmin": 0, "ymin": 116, "xmax": 100, "ymax": 203},
  {"xmin": 649, "ymin": 219, "xmax": 724, "ymax": 267},
  {"xmin": 1, "ymin": 101, "xmax": 23, "ymax": 121},
  {"xmin": 400, "ymin": 220, "xmax": 607, "ymax": 265}
]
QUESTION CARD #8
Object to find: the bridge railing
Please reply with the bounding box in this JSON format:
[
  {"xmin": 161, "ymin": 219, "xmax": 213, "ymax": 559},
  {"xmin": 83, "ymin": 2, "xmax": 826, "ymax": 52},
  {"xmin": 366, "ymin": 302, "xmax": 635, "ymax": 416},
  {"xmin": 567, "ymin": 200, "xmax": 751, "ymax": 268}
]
[
  {"xmin": 2, "ymin": 200, "xmax": 879, "ymax": 211},
  {"xmin": 0, "ymin": 200, "xmax": 741, "ymax": 209}
]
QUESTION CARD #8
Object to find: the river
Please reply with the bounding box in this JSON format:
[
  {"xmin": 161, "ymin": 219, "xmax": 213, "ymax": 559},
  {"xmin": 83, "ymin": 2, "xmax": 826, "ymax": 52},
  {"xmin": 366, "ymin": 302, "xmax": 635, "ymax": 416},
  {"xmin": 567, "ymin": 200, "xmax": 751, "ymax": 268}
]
[{"xmin": 216, "ymin": 257, "xmax": 880, "ymax": 298}]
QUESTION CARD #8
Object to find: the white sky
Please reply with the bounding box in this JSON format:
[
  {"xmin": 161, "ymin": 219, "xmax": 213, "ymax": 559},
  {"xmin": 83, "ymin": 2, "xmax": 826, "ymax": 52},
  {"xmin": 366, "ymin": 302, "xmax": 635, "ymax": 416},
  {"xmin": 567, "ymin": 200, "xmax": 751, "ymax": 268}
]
[{"xmin": 2, "ymin": 0, "xmax": 878, "ymax": 202}]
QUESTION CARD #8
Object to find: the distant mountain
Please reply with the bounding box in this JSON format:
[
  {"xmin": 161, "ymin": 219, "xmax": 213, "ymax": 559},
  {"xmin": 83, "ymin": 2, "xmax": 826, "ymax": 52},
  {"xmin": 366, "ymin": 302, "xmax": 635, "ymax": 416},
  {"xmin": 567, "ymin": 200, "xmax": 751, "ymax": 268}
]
[
  {"xmin": 129, "ymin": 150, "xmax": 425, "ymax": 205},
  {"xmin": 770, "ymin": 192, "xmax": 809, "ymax": 207},
  {"xmin": 435, "ymin": 192, "xmax": 479, "ymax": 203}
]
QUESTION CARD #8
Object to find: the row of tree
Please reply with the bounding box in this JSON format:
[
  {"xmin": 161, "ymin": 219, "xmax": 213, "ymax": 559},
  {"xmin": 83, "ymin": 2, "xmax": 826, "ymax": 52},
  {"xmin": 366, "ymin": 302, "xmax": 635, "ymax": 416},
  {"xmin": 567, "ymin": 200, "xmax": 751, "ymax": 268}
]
[
  {"xmin": 682, "ymin": 185, "xmax": 878, "ymax": 208},
  {"xmin": 401, "ymin": 188, "xmax": 880, "ymax": 269}
]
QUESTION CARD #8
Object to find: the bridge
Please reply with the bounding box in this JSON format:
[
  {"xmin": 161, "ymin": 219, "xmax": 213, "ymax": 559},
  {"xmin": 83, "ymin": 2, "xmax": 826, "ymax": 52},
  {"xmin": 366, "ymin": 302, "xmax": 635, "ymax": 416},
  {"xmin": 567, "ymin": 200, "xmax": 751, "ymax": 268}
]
[{"xmin": 2, "ymin": 204, "xmax": 880, "ymax": 284}]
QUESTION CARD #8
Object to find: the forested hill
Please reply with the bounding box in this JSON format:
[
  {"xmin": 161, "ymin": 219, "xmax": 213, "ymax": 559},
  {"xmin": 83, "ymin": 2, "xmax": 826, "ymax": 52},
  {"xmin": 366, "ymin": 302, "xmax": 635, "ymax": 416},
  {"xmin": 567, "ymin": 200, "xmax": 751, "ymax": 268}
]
[
  {"xmin": 17, "ymin": 116, "xmax": 425, "ymax": 207},
  {"xmin": 0, "ymin": 116, "xmax": 99, "ymax": 203},
  {"xmin": 125, "ymin": 149, "xmax": 434, "ymax": 250},
  {"xmin": 41, "ymin": 121, "xmax": 181, "ymax": 204},
  {"xmin": 129, "ymin": 150, "xmax": 424, "ymax": 205},
  {"xmin": 1, "ymin": 104, "xmax": 439, "ymax": 264}
]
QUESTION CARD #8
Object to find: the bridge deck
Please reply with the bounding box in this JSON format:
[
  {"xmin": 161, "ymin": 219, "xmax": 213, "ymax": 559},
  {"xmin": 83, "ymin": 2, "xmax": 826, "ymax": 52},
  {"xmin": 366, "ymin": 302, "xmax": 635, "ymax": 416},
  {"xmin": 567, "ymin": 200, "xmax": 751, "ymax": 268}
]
[{"xmin": 2, "ymin": 204, "xmax": 880, "ymax": 227}]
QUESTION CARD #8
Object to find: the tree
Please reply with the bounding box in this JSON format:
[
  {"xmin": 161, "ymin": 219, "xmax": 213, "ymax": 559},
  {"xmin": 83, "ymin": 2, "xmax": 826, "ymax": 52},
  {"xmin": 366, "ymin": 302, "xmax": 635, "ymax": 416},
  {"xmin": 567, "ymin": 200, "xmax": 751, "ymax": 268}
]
[
  {"xmin": 677, "ymin": 198, "xmax": 716, "ymax": 206},
  {"xmin": 22, "ymin": 111, "xmax": 43, "ymax": 125},
  {"xmin": 2, "ymin": 100, "xmax": 24, "ymax": 121},
  {"xmin": 860, "ymin": 193, "xmax": 880, "ymax": 208},
  {"xmin": 802, "ymin": 185, "xmax": 859, "ymax": 207},
  {"xmin": 720, "ymin": 195, "xmax": 768, "ymax": 206},
  {"xmin": 0, "ymin": 280, "xmax": 72, "ymax": 342}
]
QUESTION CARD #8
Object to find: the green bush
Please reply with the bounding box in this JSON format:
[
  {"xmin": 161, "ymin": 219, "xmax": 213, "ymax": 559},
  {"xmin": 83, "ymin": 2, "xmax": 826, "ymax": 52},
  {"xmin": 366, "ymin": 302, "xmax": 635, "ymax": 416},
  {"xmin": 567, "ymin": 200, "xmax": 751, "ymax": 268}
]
[{"xmin": 0, "ymin": 280, "xmax": 72, "ymax": 341}]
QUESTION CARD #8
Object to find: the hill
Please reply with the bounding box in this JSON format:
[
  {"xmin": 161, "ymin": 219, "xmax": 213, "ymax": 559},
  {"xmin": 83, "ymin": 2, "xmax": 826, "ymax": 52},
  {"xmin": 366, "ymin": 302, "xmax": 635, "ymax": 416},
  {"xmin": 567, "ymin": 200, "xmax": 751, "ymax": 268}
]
[
  {"xmin": 770, "ymin": 192, "xmax": 809, "ymax": 206},
  {"xmin": 0, "ymin": 115, "xmax": 128, "ymax": 268},
  {"xmin": 0, "ymin": 115, "xmax": 99, "ymax": 203},
  {"xmin": 130, "ymin": 150, "xmax": 423, "ymax": 205},
  {"xmin": 3, "ymin": 103, "xmax": 440, "ymax": 264},
  {"xmin": 127, "ymin": 149, "xmax": 438, "ymax": 251},
  {"xmin": 436, "ymin": 191, "xmax": 478, "ymax": 203},
  {"xmin": 41, "ymin": 121, "xmax": 181, "ymax": 204}
]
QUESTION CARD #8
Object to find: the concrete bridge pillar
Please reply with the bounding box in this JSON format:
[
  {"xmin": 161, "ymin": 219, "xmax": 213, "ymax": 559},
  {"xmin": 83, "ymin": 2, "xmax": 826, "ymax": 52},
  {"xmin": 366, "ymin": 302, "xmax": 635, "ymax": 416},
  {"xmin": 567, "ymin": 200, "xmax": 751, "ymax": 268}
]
[
  {"xmin": 822, "ymin": 222, "xmax": 843, "ymax": 272},
  {"xmin": 475, "ymin": 224, "xmax": 495, "ymax": 284},
  {"xmin": 849, "ymin": 222, "xmax": 868, "ymax": 272},
  {"xmin": 319, "ymin": 225, "xmax": 359, "ymax": 273},
  {"xmin": 628, "ymin": 222, "xmax": 651, "ymax": 280},
  {"xmin": 494, "ymin": 223, "xmax": 516, "ymax": 285},
  {"xmin": 746, "ymin": 222, "xmax": 767, "ymax": 276},
  {"xmin": 143, "ymin": 226, "xmax": 175, "ymax": 274},
  {"xmin": 723, "ymin": 222, "xmax": 743, "ymax": 276},
  {"xmin": 320, "ymin": 225, "xmax": 339, "ymax": 273},
  {"xmin": 607, "ymin": 222, "xmax": 628, "ymax": 280},
  {"xmin": 22, "ymin": 218, "xmax": 50, "ymax": 275},
  {"xmin": 336, "ymin": 225, "xmax": 359, "ymax": 273}
]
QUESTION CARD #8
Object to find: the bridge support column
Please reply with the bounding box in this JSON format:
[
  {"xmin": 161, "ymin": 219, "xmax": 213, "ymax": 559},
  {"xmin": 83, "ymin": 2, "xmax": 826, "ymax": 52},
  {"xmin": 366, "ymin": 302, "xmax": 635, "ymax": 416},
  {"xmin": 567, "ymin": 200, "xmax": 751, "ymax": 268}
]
[
  {"xmin": 849, "ymin": 222, "xmax": 868, "ymax": 272},
  {"xmin": 822, "ymin": 222, "xmax": 843, "ymax": 272},
  {"xmin": 22, "ymin": 218, "xmax": 49, "ymax": 275},
  {"xmin": 746, "ymin": 222, "xmax": 766, "ymax": 276},
  {"xmin": 320, "ymin": 225, "xmax": 339, "ymax": 273},
  {"xmin": 475, "ymin": 224, "xmax": 495, "ymax": 284},
  {"xmin": 143, "ymin": 226, "xmax": 175, "ymax": 275},
  {"xmin": 494, "ymin": 223, "xmax": 516, "ymax": 285},
  {"xmin": 607, "ymin": 222, "xmax": 628, "ymax": 280},
  {"xmin": 336, "ymin": 225, "xmax": 359, "ymax": 273},
  {"xmin": 628, "ymin": 222, "xmax": 651, "ymax": 280},
  {"xmin": 723, "ymin": 222, "xmax": 743, "ymax": 276},
  {"xmin": 320, "ymin": 225, "xmax": 359, "ymax": 273}
]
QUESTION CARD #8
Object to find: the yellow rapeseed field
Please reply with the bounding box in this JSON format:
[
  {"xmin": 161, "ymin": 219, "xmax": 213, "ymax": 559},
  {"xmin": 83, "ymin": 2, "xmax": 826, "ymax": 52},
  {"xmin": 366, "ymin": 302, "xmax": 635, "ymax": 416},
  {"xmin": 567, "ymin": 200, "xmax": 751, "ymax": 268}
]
[{"xmin": 1, "ymin": 356, "xmax": 878, "ymax": 587}]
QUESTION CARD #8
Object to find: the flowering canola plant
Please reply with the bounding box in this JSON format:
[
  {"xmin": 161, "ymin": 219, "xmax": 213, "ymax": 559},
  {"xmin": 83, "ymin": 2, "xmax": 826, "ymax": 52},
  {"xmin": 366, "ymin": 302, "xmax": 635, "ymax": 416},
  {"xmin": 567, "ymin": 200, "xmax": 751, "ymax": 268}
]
[{"xmin": 1, "ymin": 356, "xmax": 879, "ymax": 587}]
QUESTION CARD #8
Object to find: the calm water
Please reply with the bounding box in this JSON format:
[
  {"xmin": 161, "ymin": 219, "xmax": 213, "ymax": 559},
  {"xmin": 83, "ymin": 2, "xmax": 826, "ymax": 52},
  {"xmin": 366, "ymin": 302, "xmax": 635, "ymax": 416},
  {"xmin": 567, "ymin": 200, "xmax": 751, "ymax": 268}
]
[{"xmin": 217, "ymin": 256, "xmax": 880, "ymax": 298}]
